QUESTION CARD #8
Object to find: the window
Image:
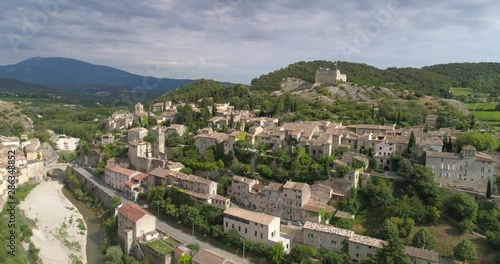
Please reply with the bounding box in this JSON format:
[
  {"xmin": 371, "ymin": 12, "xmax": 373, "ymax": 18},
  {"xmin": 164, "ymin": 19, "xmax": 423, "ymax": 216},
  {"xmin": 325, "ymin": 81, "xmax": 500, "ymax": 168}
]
[
  {"xmin": 245, "ymin": 228, "xmax": 247, "ymax": 234},
  {"xmin": 238, "ymin": 226, "xmax": 241, "ymax": 232},
  {"xmin": 260, "ymin": 233, "xmax": 263, "ymax": 239},
  {"xmin": 232, "ymin": 224, "xmax": 234, "ymax": 229},
  {"xmin": 225, "ymin": 222, "xmax": 228, "ymax": 228},
  {"xmin": 367, "ymin": 253, "xmax": 373, "ymax": 258},
  {"xmin": 481, "ymin": 167, "xmax": 485, "ymax": 173},
  {"xmin": 331, "ymin": 240, "xmax": 337, "ymax": 245},
  {"xmin": 255, "ymin": 231, "xmax": 257, "ymax": 237},
  {"xmin": 308, "ymin": 233, "xmax": 314, "ymax": 238}
]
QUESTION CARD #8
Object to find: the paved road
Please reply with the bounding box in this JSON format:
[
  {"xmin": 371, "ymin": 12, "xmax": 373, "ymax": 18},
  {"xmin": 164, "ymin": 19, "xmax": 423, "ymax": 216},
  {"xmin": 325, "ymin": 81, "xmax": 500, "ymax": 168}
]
[
  {"xmin": 155, "ymin": 220, "xmax": 251, "ymax": 264},
  {"xmin": 70, "ymin": 165, "xmax": 128, "ymax": 203},
  {"xmin": 77, "ymin": 166, "xmax": 252, "ymax": 263}
]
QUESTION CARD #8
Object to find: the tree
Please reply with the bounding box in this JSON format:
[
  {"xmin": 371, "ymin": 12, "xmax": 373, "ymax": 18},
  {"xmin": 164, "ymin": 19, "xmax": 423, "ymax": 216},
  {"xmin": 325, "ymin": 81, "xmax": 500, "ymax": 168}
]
[
  {"xmin": 487, "ymin": 178, "xmax": 492, "ymax": 199},
  {"xmin": 364, "ymin": 178, "xmax": 394, "ymax": 208},
  {"xmin": 380, "ymin": 218, "xmax": 399, "ymax": 240},
  {"xmin": 335, "ymin": 165, "xmax": 351, "ymax": 178},
  {"xmin": 376, "ymin": 236, "xmax": 410, "ymax": 264},
  {"xmin": 288, "ymin": 245, "xmax": 317, "ymax": 263},
  {"xmin": 165, "ymin": 131, "xmax": 183, "ymax": 147},
  {"xmin": 412, "ymin": 228, "xmax": 436, "ymax": 250},
  {"xmin": 257, "ymin": 164, "xmax": 274, "ymax": 179},
  {"xmin": 495, "ymin": 252, "xmax": 500, "ymax": 264},
  {"xmin": 179, "ymin": 255, "xmax": 192, "ymax": 264},
  {"xmin": 470, "ymin": 114, "xmax": 476, "ymax": 130},
  {"xmin": 453, "ymin": 239, "xmax": 476, "ymax": 263},
  {"xmin": 105, "ymin": 246, "xmax": 124, "ymax": 264},
  {"xmin": 269, "ymin": 242, "xmax": 285, "ymax": 264},
  {"xmin": 111, "ymin": 196, "xmax": 122, "ymax": 208},
  {"xmin": 446, "ymin": 192, "xmax": 479, "ymax": 222},
  {"xmin": 456, "ymin": 131, "xmax": 499, "ymax": 151}
]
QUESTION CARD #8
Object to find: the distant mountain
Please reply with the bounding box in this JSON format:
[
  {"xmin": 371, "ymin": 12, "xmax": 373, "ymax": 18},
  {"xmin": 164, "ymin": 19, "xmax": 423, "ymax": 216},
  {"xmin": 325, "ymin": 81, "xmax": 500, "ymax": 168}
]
[
  {"xmin": 251, "ymin": 60, "xmax": 500, "ymax": 96},
  {"xmin": 0, "ymin": 78, "xmax": 104, "ymax": 105},
  {"xmin": 0, "ymin": 57, "xmax": 196, "ymax": 104}
]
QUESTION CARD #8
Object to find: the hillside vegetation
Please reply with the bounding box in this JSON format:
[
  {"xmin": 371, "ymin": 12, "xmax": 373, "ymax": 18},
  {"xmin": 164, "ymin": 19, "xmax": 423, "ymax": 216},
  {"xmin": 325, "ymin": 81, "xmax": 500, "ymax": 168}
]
[{"xmin": 251, "ymin": 61, "xmax": 500, "ymax": 97}]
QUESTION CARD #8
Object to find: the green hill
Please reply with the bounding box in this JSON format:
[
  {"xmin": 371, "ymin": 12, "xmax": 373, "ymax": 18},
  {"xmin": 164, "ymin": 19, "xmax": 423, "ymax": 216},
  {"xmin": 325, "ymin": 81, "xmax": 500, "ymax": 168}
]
[{"xmin": 250, "ymin": 60, "xmax": 500, "ymax": 97}]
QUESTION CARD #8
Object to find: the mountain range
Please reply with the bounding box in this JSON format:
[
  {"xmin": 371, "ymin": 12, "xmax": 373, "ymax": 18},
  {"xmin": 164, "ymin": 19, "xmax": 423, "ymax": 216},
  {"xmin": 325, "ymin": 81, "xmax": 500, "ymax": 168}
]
[{"xmin": 0, "ymin": 57, "xmax": 196, "ymax": 104}]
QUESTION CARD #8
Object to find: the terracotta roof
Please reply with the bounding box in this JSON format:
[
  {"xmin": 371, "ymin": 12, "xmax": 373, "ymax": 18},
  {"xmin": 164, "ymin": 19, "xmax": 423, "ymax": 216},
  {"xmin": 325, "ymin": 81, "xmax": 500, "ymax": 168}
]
[
  {"xmin": 105, "ymin": 164, "xmax": 146, "ymax": 178},
  {"xmin": 148, "ymin": 167, "xmax": 170, "ymax": 178},
  {"xmin": 426, "ymin": 151, "xmax": 461, "ymax": 159},
  {"xmin": 283, "ymin": 181, "xmax": 309, "ymax": 191},
  {"xmin": 251, "ymin": 184, "xmax": 264, "ymax": 192},
  {"xmin": 232, "ymin": 175, "xmax": 257, "ymax": 184},
  {"xmin": 124, "ymin": 180, "xmax": 137, "ymax": 187},
  {"xmin": 132, "ymin": 173, "xmax": 148, "ymax": 181},
  {"xmin": 303, "ymin": 221, "xmax": 354, "ymax": 237},
  {"xmin": 211, "ymin": 194, "xmax": 230, "ymax": 202},
  {"xmin": 475, "ymin": 152, "xmax": 494, "ymax": 162},
  {"xmin": 311, "ymin": 183, "xmax": 333, "ymax": 192},
  {"xmin": 462, "ymin": 145, "xmax": 476, "ymax": 151},
  {"xmin": 348, "ymin": 234, "xmax": 386, "ymax": 248},
  {"xmin": 302, "ymin": 200, "xmax": 335, "ymax": 213},
  {"xmin": 405, "ymin": 246, "xmax": 439, "ymax": 262},
  {"xmin": 224, "ymin": 207, "xmax": 277, "ymax": 226},
  {"xmin": 266, "ymin": 182, "xmax": 283, "ymax": 192},
  {"xmin": 117, "ymin": 203, "xmax": 154, "ymax": 223}
]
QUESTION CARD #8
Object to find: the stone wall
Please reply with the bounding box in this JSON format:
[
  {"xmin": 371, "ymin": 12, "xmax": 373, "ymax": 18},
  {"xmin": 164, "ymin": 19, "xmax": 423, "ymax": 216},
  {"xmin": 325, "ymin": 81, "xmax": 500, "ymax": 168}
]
[{"xmin": 71, "ymin": 168, "xmax": 115, "ymax": 209}]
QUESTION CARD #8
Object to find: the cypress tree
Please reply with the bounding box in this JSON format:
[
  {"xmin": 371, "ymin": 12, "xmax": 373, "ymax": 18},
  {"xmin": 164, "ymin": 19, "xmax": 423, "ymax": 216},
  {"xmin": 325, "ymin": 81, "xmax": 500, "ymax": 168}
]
[{"xmin": 487, "ymin": 178, "xmax": 492, "ymax": 199}]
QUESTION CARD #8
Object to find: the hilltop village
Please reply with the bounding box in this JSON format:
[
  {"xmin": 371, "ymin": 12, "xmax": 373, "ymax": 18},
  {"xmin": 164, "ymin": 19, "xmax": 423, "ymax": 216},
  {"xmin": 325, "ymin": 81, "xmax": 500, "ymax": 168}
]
[
  {"xmin": 76, "ymin": 68, "xmax": 498, "ymax": 263},
  {"xmin": 1, "ymin": 68, "xmax": 499, "ymax": 264}
]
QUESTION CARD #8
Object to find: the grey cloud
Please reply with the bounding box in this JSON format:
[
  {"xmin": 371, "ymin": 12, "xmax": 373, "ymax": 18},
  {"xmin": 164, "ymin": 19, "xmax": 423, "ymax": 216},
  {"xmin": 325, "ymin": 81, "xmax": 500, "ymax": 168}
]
[{"xmin": 0, "ymin": 0, "xmax": 499, "ymax": 83}]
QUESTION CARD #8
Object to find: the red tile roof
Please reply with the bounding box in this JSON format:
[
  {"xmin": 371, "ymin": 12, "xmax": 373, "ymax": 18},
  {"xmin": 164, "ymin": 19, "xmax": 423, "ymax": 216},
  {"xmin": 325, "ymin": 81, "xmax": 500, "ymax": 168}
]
[{"xmin": 117, "ymin": 203, "xmax": 154, "ymax": 222}]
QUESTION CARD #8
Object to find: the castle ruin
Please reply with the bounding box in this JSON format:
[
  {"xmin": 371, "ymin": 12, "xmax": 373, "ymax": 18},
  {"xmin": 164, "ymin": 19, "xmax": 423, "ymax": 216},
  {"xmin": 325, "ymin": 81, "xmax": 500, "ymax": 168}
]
[{"xmin": 314, "ymin": 67, "xmax": 347, "ymax": 86}]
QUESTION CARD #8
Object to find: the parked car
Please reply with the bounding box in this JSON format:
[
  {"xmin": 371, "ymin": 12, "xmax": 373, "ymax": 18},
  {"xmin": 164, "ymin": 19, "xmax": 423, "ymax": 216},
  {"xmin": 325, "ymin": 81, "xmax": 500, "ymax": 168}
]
[
  {"xmin": 292, "ymin": 221, "xmax": 303, "ymax": 227},
  {"xmin": 143, "ymin": 204, "xmax": 149, "ymax": 209},
  {"xmin": 280, "ymin": 220, "xmax": 288, "ymax": 225}
]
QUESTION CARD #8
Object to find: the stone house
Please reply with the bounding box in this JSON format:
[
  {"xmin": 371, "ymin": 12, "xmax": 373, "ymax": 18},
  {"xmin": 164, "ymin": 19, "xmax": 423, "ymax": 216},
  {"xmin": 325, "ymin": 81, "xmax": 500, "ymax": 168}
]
[
  {"xmin": 303, "ymin": 221, "xmax": 439, "ymax": 264},
  {"xmin": 193, "ymin": 128, "xmax": 228, "ymax": 154},
  {"xmin": 165, "ymin": 124, "xmax": 187, "ymax": 137},
  {"xmin": 223, "ymin": 207, "xmax": 291, "ymax": 251},
  {"xmin": 128, "ymin": 127, "xmax": 148, "ymax": 142},
  {"xmin": 425, "ymin": 145, "xmax": 496, "ymax": 192},
  {"xmin": 104, "ymin": 164, "xmax": 147, "ymax": 193},
  {"xmin": 117, "ymin": 203, "xmax": 158, "ymax": 255}
]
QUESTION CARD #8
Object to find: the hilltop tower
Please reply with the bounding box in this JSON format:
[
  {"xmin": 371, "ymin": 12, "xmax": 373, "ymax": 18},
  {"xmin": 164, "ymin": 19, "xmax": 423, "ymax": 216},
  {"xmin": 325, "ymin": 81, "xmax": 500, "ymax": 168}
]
[{"xmin": 314, "ymin": 67, "xmax": 347, "ymax": 86}]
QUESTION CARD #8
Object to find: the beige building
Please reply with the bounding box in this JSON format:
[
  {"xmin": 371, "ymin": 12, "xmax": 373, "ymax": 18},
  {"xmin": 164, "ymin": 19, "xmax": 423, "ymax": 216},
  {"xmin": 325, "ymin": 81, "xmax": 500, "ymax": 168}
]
[
  {"xmin": 303, "ymin": 221, "xmax": 439, "ymax": 264},
  {"xmin": 314, "ymin": 68, "xmax": 347, "ymax": 85},
  {"xmin": 425, "ymin": 145, "xmax": 496, "ymax": 192},
  {"xmin": 165, "ymin": 124, "xmax": 187, "ymax": 137},
  {"xmin": 104, "ymin": 164, "xmax": 147, "ymax": 193},
  {"xmin": 117, "ymin": 203, "xmax": 158, "ymax": 254},
  {"xmin": 227, "ymin": 175, "xmax": 260, "ymax": 207},
  {"xmin": 223, "ymin": 207, "xmax": 290, "ymax": 251},
  {"xmin": 346, "ymin": 124, "xmax": 395, "ymax": 135},
  {"xmin": 194, "ymin": 128, "xmax": 228, "ymax": 154},
  {"xmin": 147, "ymin": 167, "xmax": 229, "ymax": 209},
  {"xmin": 128, "ymin": 127, "xmax": 148, "ymax": 142}
]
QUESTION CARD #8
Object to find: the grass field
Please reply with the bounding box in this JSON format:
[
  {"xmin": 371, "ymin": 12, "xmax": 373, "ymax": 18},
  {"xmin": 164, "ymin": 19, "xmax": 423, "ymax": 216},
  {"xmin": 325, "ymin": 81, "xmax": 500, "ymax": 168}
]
[
  {"xmin": 465, "ymin": 102, "xmax": 498, "ymax": 110},
  {"xmin": 450, "ymin": 87, "xmax": 474, "ymax": 96},
  {"xmin": 472, "ymin": 111, "xmax": 500, "ymax": 121}
]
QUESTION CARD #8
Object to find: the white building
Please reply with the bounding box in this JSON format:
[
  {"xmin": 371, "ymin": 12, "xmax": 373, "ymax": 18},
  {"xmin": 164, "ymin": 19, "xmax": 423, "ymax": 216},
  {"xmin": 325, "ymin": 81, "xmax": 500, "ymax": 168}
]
[{"xmin": 223, "ymin": 207, "xmax": 290, "ymax": 251}]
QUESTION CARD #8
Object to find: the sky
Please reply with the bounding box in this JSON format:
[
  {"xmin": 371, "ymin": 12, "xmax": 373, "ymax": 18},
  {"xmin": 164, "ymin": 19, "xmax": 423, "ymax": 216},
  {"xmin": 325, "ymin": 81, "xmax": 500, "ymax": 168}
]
[{"xmin": 1, "ymin": 0, "xmax": 500, "ymax": 84}]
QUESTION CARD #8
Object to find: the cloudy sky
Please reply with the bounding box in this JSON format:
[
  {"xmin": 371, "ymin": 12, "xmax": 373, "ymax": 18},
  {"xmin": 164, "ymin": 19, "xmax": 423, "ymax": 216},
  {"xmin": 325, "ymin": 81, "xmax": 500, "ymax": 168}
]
[{"xmin": 2, "ymin": 0, "xmax": 499, "ymax": 83}]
